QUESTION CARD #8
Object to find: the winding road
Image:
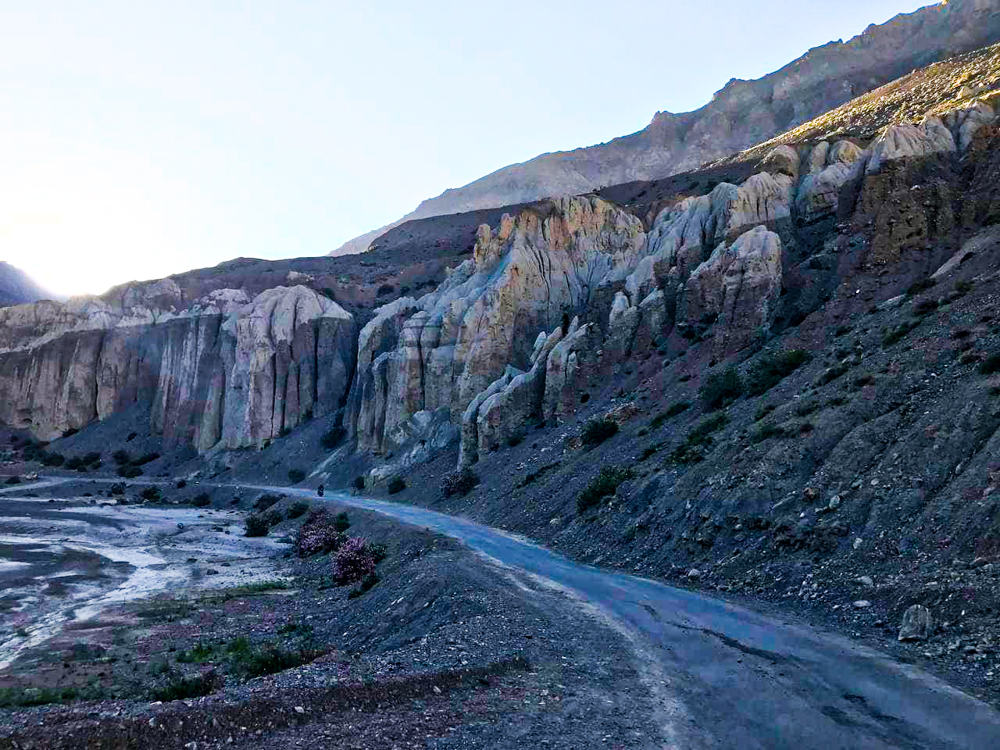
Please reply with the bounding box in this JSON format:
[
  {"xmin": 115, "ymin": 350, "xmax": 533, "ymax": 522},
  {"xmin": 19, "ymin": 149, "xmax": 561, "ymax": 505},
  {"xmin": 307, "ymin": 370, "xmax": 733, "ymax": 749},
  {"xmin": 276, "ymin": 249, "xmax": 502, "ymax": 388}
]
[
  {"xmin": 26, "ymin": 477, "xmax": 1000, "ymax": 748},
  {"xmin": 258, "ymin": 485, "xmax": 1000, "ymax": 750}
]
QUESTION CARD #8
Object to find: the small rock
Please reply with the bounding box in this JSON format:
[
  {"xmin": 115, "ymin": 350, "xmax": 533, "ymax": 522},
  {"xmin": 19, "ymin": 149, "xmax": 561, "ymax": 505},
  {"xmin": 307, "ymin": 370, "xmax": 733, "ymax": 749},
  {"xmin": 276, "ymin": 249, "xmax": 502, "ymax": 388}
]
[
  {"xmin": 856, "ymin": 576, "xmax": 874, "ymax": 587},
  {"xmin": 899, "ymin": 604, "xmax": 934, "ymax": 642},
  {"xmin": 432, "ymin": 686, "xmax": 442, "ymax": 695},
  {"xmin": 853, "ymin": 600, "xmax": 871, "ymax": 608},
  {"xmin": 294, "ymin": 706, "xmax": 305, "ymax": 714},
  {"xmin": 853, "ymin": 537, "xmax": 863, "ymax": 550},
  {"xmin": 803, "ymin": 487, "xmax": 819, "ymax": 501},
  {"xmin": 184, "ymin": 743, "xmax": 198, "ymax": 750},
  {"xmin": 828, "ymin": 494, "xmax": 841, "ymax": 510},
  {"xmin": 687, "ymin": 568, "xmax": 701, "ymax": 579}
]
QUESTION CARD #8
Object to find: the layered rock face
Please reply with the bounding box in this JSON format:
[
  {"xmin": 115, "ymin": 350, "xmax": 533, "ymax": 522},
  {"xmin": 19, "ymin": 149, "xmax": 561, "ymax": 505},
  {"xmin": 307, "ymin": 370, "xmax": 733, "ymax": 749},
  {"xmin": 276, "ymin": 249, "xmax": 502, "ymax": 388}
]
[
  {"xmin": 332, "ymin": 0, "xmax": 1000, "ymax": 257},
  {"xmin": 347, "ymin": 196, "xmax": 645, "ymax": 455},
  {"xmin": 0, "ymin": 285, "xmax": 355, "ymax": 448}
]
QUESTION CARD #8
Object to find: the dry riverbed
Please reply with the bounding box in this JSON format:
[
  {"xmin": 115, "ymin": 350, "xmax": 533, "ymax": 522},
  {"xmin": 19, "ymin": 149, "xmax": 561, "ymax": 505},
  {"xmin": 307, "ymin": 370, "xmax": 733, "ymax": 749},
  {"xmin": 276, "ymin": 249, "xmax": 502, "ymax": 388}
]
[{"xmin": 0, "ymin": 481, "xmax": 658, "ymax": 749}]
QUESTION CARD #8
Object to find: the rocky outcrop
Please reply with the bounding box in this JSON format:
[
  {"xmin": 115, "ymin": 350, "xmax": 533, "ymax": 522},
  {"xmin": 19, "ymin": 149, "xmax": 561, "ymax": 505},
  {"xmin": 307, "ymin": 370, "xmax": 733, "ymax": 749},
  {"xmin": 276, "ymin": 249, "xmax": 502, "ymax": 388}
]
[
  {"xmin": 795, "ymin": 140, "xmax": 864, "ymax": 222},
  {"xmin": 0, "ymin": 285, "xmax": 356, "ymax": 448},
  {"xmin": 680, "ymin": 227, "xmax": 783, "ymax": 356},
  {"xmin": 349, "ymin": 196, "xmax": 645, "ymax": 456},
  {"xmin": 331, "ymin": 0, "xmax": 1000, "ymax": 256}
]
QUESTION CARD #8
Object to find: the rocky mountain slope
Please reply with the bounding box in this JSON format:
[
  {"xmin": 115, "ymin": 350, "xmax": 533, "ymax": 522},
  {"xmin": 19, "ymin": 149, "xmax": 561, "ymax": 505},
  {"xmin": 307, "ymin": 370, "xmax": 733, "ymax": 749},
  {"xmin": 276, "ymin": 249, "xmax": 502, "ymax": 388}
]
[
  {"xmin": 332, "ymin": 0, "xmax": 1000, "ymax": 257},
  {"xmin": 0, "ymin": 262, "xmax": 49, "ymax": 307}
]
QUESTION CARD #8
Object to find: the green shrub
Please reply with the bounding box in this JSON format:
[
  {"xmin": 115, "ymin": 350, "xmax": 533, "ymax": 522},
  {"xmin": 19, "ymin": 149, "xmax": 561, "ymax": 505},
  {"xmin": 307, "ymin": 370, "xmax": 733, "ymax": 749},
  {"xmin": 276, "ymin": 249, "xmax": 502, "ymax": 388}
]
[
  {"xmin": 979, "ymin": 353, "xmax": 1000, "ymax": 374},
  {"xmin": 442, "ymin": 467, "xmax": 479, "ymax": 497},
  {"xmin": 40, "ymin": 452, "xmax": 64, "ymax": 467},
  {"xmin": 334, "ymin": 511, "xmax": 351, "ymax": 532},
  {"xmin": 229, "ymin": 643, "xmax": 321, "ymax": 679},
  {"xmin": 287, "ymin": 468, "xmax": 306, "ymax": 484},
  {"xmin": 112, "ymin": 449, "xmax": 131, "ymax": 465},
  {"xmin": 576, "ymin": 466, "xmax": 634, "ymax": 514},
  {"xmin": 650, "ymin": 401, "xmax": 690, "ymax": 429},
  {"xmin": 151, "ymin": 671, "xmax": 222, "ymax": 702},
  {"xmin": 581, "ymin": 417, "xmax": 618, "ymax": 447},
  {"xmin": 131, "ymin": 452, "xmax": 160, "ymax": 466},
  {"xmin": 387, "ymin": 477, "xmax": 406, "ymax": 495},
  {"xmin": 321, "ymin": 426, "xmax": 346, "ymax": 450},
  {"xmin": 906, "ymin": 277, "xmax": 936, "ymax": 296},
  {"xmin": 913, "ymin": 298, "xmax": 940, "ymax": 316},
  {"xmin": 669, "ymin": 414, "xmax": 729, "ymax": 465},
  {"xmin": 955, "ymin": 279, "xmax": 974, "ymax": 295},
  {"xmin": 882, "ymin": 320, "xmax": 919, "ymax": 347},
  {"xmin": 352, "ymin": 475, "xmax": 365, "ymax": 491},
  {"xmin": 5, "ymin": 476, "xmax": 20, "ymax": 485},
  {"xmin": 794, "ymin": 401, "xmax": 819, "ymax": 417},
  {"xmin": 140, "ymin": 486, "xmax": 162, "ymax": 501},
  {"xmin": 744, "ymin": 350, "xmax": 811, "ymax": 397},
  {"xmin": 754, "ymin": 404, "xmax": 775, "ymax": 422},
  {"xmin": 751, "ymin": 424, "xmax": 786, "ymax": 444},
  {"xmin": 287, "ymin": 501, "xmax": 310, "ymax": 519},
  {"xmin": 640, "ymin": 444, "xmax": 661, "ymax": 461},
  {"xmin": 245, "ymin": 514, "xmax": 272, "ymax": 537},
  {"xmin": 117, "ymin": 465, "xmax": 142, "ymax": 478},
  {"xmin": 814, "ymin": 363, "xmax": 849, "ymax": 386},
  {"xmin": 700, "ymin": 366, "xmax": 743, "ymax": 410},
  {"xmin": 254, "ymin": 493, "xmax": 282, "ymax": 512}
]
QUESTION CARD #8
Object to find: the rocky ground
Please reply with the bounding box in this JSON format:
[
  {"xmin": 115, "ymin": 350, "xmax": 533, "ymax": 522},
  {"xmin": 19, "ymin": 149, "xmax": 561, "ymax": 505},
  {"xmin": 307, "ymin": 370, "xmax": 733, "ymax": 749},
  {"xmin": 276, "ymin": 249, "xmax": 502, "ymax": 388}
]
[{"xmin": 0, "ymin": 482, "xmax": 658, "ymax": 750}]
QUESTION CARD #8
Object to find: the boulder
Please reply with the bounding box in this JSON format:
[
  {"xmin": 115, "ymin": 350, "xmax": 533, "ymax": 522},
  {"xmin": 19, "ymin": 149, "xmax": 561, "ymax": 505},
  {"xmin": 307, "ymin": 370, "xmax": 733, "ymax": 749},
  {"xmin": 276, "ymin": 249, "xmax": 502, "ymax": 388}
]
[
  {"xmin": 795, "ymin": 140, "xmax": 863, "ymax": 222},
  {"xmin": 860, "ymin": 117, "xmax": 956, "ymax": 175},
  {"xmin": 898, "ymin": 604, "xmax": 934, "ymax": 642}
]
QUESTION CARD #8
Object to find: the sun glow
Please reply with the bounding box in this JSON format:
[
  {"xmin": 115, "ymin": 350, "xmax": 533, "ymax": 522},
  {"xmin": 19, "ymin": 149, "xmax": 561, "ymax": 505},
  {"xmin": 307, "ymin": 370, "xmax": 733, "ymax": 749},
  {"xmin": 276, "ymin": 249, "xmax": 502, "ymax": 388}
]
[{"xmin": 0, "ymin": 138, "xmax": 200, "ymax": 298}]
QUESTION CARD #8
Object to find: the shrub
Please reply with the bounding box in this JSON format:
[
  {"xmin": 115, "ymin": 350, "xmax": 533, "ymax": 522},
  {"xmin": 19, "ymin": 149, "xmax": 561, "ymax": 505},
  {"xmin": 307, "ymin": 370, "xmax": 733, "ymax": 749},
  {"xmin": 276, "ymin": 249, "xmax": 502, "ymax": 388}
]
[
  {"xmin": 814, "ymin": 363, "xmax": 849, "ymax": 386},
  {"xmin": 754, "ymin": 404, "xmax": 776, "ymax": 422},
  {"xmin": 377, "ymin": 283, "xmax": 395, "ymax": 296},
  {"xmin": 334, "ymin": 511, "xmax": 351, "ymax": 532},
  {"xmin": 295, "ymin": 511, "xmax": 345, "ymax": 556},
  {"xmin": 110, "ymin": 481, "xmax": 127, "ymax": 496},
  {"xmin": 286, "ymin": 501, "xmax": 309, "ymax": 519},
  {"xmin": 882, "ymin": 320, "xmax": 919, "ymax": 347},
  {"xmin": 117, "ymin": 465, "xmax": 143, "ymax": 478},
  {"xmin": 700, "ymin": 366, "xmax": 744, "ymax": 410},
  {"xmin": 744, "ymin": 350, "xmax": 811, "ymax": 397},
  {"xmin": 40, "ymin": 452, "xmax": 64, "ymax": 467},
  {"xmin": 151, "ymin": 670, "xmax": 222, "ymax": 702},
  {"xmin": 794, "ymin": 401, "xmax": 819, "ymax": 417},
  {"xmin": 321, "ymin": 426, "xmax": 346, "ymax": 450},
  {"xmin": 61, "ymin": 428, "xmax": 79, "ymax": 438},
  {"xmin": 254, "ymin": 493, "xmax": 282, "ymax": 512},
  {"xmin": 442, "ymin": 467, "xmax": 479, "ymax": 497},
  {"xmin": 507, "ymin": 434, "xmax": 523, "ymax": 448},
  {"xmin": 348, "ymin": 572, "xmax": 381, "ymax": 599},
  {"xmin": 332, "ymin": 536, "xmax": 379, "ymax": 584},
  {"xmin": 287, "ymin": 468, "xmax": 306, "ymax": 484},
  {"xmin": 387, "ymin": 477, "xmax": 406, "ymax": 494},
  {"xmin": 669, "ymin": 413, "xmax": 729, "ymax": 465},
  {"xmin": 245, "ymin": 514, "xmax": 272, "ymax": 537},
  {"xmin": 853, "ymin": 375, "xmax": 873, "ymax": 389},
  {"xmin": 834, "ymin": 325, "xmax": 851, "ymax": 338},
  {"xmin": 132, "ymin": 452, "xmax": 160, "ymax": 466},
  {"xmin": 913, "ymin": 298, "xmax": 940, "ymax": 316},
  {"xmin": 955, "ymin": 279, "xmax": 974, "ymax": 295},
  {"xmin": 979, "ymin": 353, "xmax": 1000, "ymax": 375},
  {"xmin": 906, "ymin": 277, "xmax": 936, "ymax": 296},
  {"xmin": 140, "ymin": 486, "xmax": 162, "ymax": 501},
  {"xmin": 581, "ymin": 417, "xmax": 618, "ymax": 447},
  {"xmin": 229, "ymin": 644, "xmax": 320, "ymax": 679},
  {"xmin": 751, "ymin": 423, "xmax": 786, "ymax": 444},
  {"xmin": 577, "ymin": 466, "xmax": 634, "ymax": 514},
  {"xmin": 640, "ymin": 444, "xmax": 661, "ymax": 461},
  {"xmin": 112, "ymin": 449, "xmax": 131, "ymax": 465},
  {"xmin": 191, "ymin": 493, "xmax": 211, "ymax": 507},
  {"xmin": 650, "ymin": 401, "xmax": 690, "ymax": 429},
  {"xmin": 352, "ymin": 475, "xmax": 365, "ymax": 491}
]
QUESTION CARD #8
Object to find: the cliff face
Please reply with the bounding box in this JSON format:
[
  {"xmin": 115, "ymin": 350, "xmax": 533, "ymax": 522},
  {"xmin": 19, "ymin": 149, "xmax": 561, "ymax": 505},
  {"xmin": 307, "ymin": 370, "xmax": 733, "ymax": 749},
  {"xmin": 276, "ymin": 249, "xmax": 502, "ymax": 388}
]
[
  {"xmin": 332, "ymin": 0, "xmax": 1000, "ymax": 257},
  {"xmin": 0, "ymin": 284, "xmax": 355, "ymax": 447}
]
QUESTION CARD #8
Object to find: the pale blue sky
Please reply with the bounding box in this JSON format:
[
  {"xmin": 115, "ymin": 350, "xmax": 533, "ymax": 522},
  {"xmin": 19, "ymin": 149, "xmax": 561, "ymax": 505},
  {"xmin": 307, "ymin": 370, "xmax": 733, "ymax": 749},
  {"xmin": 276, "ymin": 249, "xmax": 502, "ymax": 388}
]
[{"xmin": 0, "ymin": 1, "xmax": 933, "ymax": 296}]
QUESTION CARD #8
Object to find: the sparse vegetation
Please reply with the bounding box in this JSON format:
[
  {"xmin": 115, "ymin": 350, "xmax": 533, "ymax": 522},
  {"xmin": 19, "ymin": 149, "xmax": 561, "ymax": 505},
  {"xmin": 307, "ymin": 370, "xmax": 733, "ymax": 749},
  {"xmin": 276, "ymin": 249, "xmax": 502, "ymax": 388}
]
[
  {"xmin": 287, "ymin": 501, "xmax": 309, "ymax": 519},
  {"xmin": 650, "ymin": 401, "xmax": 690, "ymax": 429},
  {"xmin": 669, "ymin": 413, "xmax": 729, "ymax": 465},
  {"xmin": 112, "ymin": 449, "xmax": 131, "ymax": 465},
  {"xmin": 751, "ymin": 423, "xmax": 786, "ymax": 443},
  {"xmin": 814, "ymin": 363, "xmax": 849, "ymax": 386},
  {"xmin": 577, "ymin": 466, "xmax": 634, "ymax": 514},
  {"xmin": 979, "ymin": 352, "xmax": 1000, "ymax": 375},
  {"xmin": 254, "ymin": 493, "xmax": 282, "ymax": 512},
  {"xmin": 117, "ymin": 465, "xmax": 143, "ymax": 478},
  {"xmin": 140, "ymin": 486, "xmax": 162, "ymax": 502},
  {"xmin": 518, "ymin": 461, "xmax": 559, "ymax": 488},
  {"xmin": 191, "ymin": 492, "xmax": 211, "ymax": 507},
  {"xmin": 151, "ymin": 670, "xmax": 222, "ymax": 702},
  {"xmin": 5, "ymin": 476, "xmax": 20, "ymax": 485},
  {"xmin": 882, "ymin": 319, "xmax": 919, "ymax": 347},
  {"xmin": 906, "ymin": 277, "xmax": 936, "ymax": 296},
  {"xmin": 442, "ymin": 467, "xmax": 479, "ymax": 497},
  {"xmin": 700, "ymin": 366, "xmax": 743, "ymax": 410},
  {"xmin": 287, "ymin": 468, "xmax": 306, "ymax": 484},
  {"xmin": 744, "ymin": 350, "xmax": 811, "ymax": 397},
  {"xmin": 754, "ymin": 404, "xmax": 776, "ymax": 422},
  {"xmin": 581, "ymin": 416, "xmax": 618, "ymax": 447},
  {"xmin": 245, "ymin": 512, "xmax": 279, "ymax": 537}
]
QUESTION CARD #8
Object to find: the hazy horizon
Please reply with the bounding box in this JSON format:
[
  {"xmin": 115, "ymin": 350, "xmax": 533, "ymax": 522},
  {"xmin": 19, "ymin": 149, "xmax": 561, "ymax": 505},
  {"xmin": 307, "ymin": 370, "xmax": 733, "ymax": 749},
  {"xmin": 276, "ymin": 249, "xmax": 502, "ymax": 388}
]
[{"xmin": 1, "ymin": 1, "xmax": 935, "ymax": 298}]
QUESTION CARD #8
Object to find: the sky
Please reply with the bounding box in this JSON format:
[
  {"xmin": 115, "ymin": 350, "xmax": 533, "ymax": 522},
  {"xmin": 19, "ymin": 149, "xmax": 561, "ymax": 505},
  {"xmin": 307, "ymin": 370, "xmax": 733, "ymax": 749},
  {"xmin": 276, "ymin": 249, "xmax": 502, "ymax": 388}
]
[{"xmin": 0, "ymin": 1, "xmax": 935, "ymax": 298}]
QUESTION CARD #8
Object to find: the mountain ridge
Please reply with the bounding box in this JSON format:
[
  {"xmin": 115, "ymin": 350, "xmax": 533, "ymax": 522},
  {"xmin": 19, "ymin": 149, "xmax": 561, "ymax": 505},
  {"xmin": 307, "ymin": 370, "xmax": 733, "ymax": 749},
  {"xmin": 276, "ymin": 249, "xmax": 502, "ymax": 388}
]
[
  {"xmin": 333, "ymin": 0, "xmax": 1000, "ymax": 256},
  {"xmin": 0, "ymin": 262, "xmax": 50, "ymax": 307}
]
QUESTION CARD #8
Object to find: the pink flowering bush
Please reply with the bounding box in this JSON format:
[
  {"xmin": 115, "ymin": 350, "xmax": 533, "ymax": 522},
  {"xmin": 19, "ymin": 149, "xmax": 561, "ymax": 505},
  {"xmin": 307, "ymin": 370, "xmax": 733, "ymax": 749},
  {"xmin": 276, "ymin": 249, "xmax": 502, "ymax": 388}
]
[
  {"xmin": 332, "ymin": 536, "xmax": 378, "ymax": 585},
  {"xmin": 294, "ymin": 510, "xmax": 344, "ymax": 557}
]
